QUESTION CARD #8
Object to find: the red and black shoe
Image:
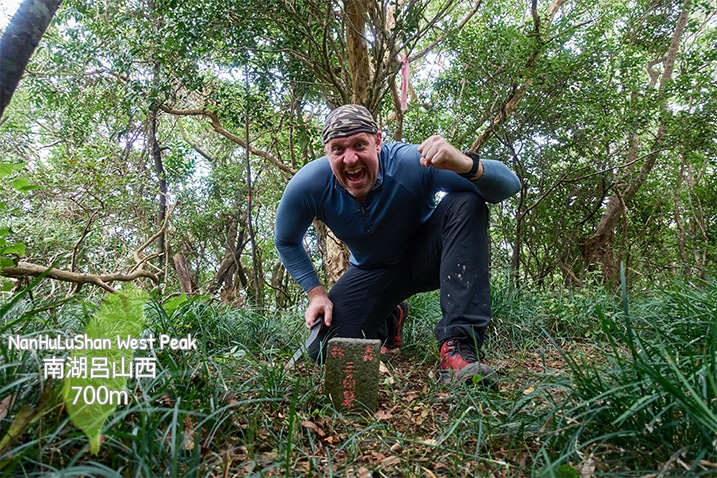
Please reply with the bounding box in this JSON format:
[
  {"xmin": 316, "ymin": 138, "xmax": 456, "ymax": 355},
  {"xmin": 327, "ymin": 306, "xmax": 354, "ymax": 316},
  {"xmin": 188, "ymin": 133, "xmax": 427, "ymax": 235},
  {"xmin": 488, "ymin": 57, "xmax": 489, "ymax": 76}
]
[
  {"xmin": 439, "ymin": 338, "xmax": 495, "ymax": 385},
  {"xmin": 381, "ymin": 300, "xmax": 409, "ymax": 354}
]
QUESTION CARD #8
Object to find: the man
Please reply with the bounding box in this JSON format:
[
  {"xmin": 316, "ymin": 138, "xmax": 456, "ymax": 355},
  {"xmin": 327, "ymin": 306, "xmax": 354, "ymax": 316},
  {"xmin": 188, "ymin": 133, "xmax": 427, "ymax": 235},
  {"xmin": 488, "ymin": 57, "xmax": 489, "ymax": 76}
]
[{"xmin": 275, "ymin": 104, "xmax": 521, "ymax": 383}]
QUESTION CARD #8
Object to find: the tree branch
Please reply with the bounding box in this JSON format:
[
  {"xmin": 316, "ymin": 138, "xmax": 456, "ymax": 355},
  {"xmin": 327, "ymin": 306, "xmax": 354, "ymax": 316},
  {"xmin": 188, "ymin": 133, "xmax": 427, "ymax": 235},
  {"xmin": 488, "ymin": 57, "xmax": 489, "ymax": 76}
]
[
  {"xmin": 161, "ymin": 106, "xmax": 296, "ymax": 175},
  {"xmin": 2, "ymin": 262, "xmax": 160, "ymax": 293},
  {"xmin": 470, "ymin": 0, "xmax": 566, "ymax": 151},
  {"xmin": 408, "ymin": 0, "xmax": 482, "ymax": 63}
]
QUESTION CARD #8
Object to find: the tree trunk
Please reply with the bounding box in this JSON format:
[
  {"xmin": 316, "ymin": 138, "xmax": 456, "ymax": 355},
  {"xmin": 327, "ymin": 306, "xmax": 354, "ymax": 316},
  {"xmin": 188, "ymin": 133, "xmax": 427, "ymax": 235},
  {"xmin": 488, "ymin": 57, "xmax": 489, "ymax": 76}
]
[
  {"xmin": 271, "ymin": 260, "xmax": 290, "ymax": 308},
  {"xmin": 243, "ymin": 83, "xmax": 263, "ymax": 307},
  {"xmin": 148, "ymin": 105, "xmax": 167, "ymax": 261},
  {"xmin": 345, "ymin": 0, "xmax": 371, "ymax": 106},
  {"xmin": 313, "ymin": 219, "xmax": 350, "ymax": 289},
  {"xmin": 312, "ymin": 0, "xmax": 371, "ymax": 286},
  {"xmin": 0, "ymin": 0, "xmax": 63, "ymax": 117},
  {"xmin": 510, "ymin": 211, "xmax": 524, "ymax": 286},
  {"xmin": 173, "ymin": 253, "xmax": 195, "ymax": 294},
  {"xmin": 583, "ymin": 0, "xmax": 691, "ymax": 281},
  {"xmin": 211, "ymin": 218, "xmax": 243, "ymax": 293}
]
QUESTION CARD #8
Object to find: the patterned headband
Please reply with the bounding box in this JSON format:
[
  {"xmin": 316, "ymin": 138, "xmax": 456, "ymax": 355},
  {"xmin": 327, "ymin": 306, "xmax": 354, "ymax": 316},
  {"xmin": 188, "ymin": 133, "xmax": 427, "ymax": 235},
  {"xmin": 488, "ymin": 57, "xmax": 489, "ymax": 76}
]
[{"xmin": 321, "ymin": 104, "xmax": 378, "ymax": 144}]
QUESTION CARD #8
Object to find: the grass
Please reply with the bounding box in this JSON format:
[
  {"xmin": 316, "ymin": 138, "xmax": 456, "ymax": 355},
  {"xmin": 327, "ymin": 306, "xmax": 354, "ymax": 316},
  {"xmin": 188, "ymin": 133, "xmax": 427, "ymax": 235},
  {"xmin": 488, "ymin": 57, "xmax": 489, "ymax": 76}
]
[{"xmin": 0, "ymin": 274, "xmax": 716, "ymax": 476}]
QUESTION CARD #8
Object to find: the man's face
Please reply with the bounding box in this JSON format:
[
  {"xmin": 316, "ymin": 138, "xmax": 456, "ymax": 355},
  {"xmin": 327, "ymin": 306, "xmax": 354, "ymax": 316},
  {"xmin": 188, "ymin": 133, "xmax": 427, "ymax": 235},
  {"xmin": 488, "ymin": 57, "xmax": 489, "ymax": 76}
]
[{"xmin": 325, "ymin": 131, "xmax": 382, "ymax": 200}]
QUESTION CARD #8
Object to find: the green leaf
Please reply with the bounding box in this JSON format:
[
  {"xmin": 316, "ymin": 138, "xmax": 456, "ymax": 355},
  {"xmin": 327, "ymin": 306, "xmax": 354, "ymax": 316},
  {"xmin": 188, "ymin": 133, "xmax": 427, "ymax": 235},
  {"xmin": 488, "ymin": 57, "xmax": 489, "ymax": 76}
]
[
  {"xmin": 0, "ymin": 257, "xmax": 18, "ymax": 268},
  {"xmin": 162, "ymin": 293, "xmax": 188, "ymax": 317},
  {"xmin": 63, "ymin": 285, "xmax": 149, "ymax": 454},
  {"xmin": 0, "ymin": 279, "xmax": 14, "ymax": 291},
  {"xmin": 10, "ymin": 177, "xmax": 40, "ymax": 193},
  {"xmin": 555, "ymin": 465, "xmax": 580, "ymax": 478},
  {"xmin": 0, "ymin": 242, "xmax": 26, "ymax": 256},
  {"xmin": 0, "ymin": 163, "xmax": 25, "ymax": 180}
]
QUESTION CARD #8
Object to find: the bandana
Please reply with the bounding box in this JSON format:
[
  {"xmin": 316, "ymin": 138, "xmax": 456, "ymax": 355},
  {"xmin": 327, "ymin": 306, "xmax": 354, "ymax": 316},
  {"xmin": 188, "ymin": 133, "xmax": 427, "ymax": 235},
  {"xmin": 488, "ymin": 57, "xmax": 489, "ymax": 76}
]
[{"xmin": 321, "ymin": 104, "xmax": 378, "ymax": 144}]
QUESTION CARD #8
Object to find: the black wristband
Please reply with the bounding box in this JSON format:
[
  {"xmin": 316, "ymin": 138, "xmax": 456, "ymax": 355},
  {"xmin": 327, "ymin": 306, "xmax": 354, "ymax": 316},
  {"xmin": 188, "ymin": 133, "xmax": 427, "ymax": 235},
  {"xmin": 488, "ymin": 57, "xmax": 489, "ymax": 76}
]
[{"xmin": 459, "ymin": 151, "xmax": 481, "ymax": 179}]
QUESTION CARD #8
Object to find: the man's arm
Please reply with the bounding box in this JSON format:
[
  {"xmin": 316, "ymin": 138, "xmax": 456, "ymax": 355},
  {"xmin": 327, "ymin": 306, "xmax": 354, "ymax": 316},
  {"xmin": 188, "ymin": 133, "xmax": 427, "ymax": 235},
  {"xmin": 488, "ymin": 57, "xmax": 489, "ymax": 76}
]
[
  {"xmin": 274, "ymin": 160, "xmax": 327, "ymax": 293},
  {"xmin": 274, "ymin": 220, "xmax": 321, "ymax": 293},
  {"xmin": 417, "ymin": 135, "xmax": 521, "ymax": 203},
  {"xmin": 274, "ymin": 162, "xmax": 335, "ymax": 328},
  {"xmin": 472, "ymin": 159, "xmax": 522, "ymax": 203}
]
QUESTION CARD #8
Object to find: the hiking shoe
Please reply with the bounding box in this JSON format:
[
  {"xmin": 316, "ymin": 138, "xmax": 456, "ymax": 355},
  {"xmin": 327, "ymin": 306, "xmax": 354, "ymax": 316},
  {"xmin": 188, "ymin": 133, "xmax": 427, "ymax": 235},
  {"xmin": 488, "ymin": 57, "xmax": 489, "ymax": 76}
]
[
  {"xmin": 439, "ymin": 338, "xmax": 495, "ymax": 385},
  {"xmin": 381, "ymin": 300, "xmax": 409, "ymax": 354}
]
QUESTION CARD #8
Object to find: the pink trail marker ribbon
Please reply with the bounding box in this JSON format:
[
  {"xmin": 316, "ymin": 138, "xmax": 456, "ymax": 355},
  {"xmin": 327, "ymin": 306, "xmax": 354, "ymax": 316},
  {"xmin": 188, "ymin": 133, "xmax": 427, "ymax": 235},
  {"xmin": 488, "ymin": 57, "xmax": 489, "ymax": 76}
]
[{"xmin": 400, "ymin": 56, "xmax": 410, "ymax": 112}]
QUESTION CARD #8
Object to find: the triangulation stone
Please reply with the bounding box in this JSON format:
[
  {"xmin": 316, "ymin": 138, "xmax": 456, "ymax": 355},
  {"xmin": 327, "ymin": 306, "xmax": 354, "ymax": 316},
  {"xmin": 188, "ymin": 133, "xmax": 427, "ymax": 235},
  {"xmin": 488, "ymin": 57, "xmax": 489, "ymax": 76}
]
[{"xmin": 324, "ymin": 338, "xmax": 381, "ymax": 414}]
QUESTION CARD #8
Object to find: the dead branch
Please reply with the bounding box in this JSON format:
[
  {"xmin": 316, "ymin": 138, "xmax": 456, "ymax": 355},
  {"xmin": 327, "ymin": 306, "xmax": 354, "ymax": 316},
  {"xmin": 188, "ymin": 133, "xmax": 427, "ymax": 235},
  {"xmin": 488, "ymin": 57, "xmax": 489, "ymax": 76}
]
[{"xmin": 1, "ymin": 262, "xmax": 160, "ymax": 293}]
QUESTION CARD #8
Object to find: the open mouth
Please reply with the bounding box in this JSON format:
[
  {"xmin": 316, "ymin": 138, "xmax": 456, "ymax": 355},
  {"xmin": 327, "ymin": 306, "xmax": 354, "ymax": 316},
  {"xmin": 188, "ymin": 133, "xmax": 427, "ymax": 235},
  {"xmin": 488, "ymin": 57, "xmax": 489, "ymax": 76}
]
[{"xmin": 345, "ymin": 168, "xmax": 366, "ymax": 184}]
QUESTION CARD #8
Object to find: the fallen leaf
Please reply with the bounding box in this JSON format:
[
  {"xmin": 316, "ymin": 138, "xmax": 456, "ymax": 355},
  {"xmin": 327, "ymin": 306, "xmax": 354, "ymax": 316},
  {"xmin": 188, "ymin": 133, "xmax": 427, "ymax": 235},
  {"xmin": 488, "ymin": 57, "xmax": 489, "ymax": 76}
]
[
  {"xmin": 578, "ymin": 456, "xmax": 596, "ymax": 476},
  {"xmin": 183, "ymin": 415, "xmax": 195, "ymax": 451},
  {"xmin": 379, "ymin": 362, "xmax": 395, "ymax": 385},
  {"xmin": 401, "ymin": 394, "xmax": 416, "ymax": 405},
  {"xmin": 375, "ymin": 409, "xmax": 393, "ymax": 420},
  {"xmin": 365, "ymin": 450, "xmax": 386, "ymax": 462},
  {"xmin": 300, "ymin": 420, "xmax": 317, "ymax": 431},
  {"xmin": 421, "ymin": 466, "xmax": 438, "ymax": 477},
  {"xmin": 356, "ymin": 467, "xmax": 372, "ymax": 478},
  {"xmin": 300, "ymin": 420, "xmax": 326, "ymax": 437},
  {"xmin": 322, "ymin": 434, "xmax": 341, "ymax": 444},
  {"xmin": 0, "ymin": 395, "xmax": 14, "ymax": 421}
]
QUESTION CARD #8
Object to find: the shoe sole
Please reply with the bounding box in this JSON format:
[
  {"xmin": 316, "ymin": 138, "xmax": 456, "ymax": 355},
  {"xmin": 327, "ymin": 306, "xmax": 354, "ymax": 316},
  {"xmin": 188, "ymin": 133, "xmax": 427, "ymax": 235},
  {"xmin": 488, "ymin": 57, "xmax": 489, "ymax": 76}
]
[{"xmin": 439, "ymin": 363, "xmax": 496, "ymax": 385}]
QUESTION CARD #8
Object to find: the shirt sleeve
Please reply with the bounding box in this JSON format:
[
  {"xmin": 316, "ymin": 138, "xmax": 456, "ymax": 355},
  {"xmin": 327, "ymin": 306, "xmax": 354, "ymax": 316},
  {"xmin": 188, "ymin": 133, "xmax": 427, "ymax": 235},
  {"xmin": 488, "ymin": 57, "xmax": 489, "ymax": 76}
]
[
  {"xmin": 431, "ymin": 158, "xmax": 521, "ymax": 203},
  {"xmin": 274, "ymin": 166, "xmax": 323, "ymax": 293},
  {"xmin": 472, "ymin": 159, "xmax": 522, "ymax": 203}
]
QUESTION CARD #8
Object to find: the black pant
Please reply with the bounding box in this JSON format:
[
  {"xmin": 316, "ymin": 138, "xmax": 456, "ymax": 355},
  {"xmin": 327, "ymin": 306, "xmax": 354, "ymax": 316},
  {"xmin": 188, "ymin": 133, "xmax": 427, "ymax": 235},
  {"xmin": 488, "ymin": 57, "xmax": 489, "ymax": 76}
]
[{"xmin": 309, "ymin": 191, "xmax": 492, "ymax": 362}]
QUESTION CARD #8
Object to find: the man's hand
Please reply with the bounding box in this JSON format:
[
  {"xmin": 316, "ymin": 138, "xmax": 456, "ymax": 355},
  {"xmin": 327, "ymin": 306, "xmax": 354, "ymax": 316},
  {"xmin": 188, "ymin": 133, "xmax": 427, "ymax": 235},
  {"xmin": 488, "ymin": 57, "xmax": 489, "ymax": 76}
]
[
  {"xmin": 417, "ymin": 135, "xmax": 483, "ymax": 179},
  {"xmin": 305, "ymin": 285, "xmax": 333, "ymax": 329}
]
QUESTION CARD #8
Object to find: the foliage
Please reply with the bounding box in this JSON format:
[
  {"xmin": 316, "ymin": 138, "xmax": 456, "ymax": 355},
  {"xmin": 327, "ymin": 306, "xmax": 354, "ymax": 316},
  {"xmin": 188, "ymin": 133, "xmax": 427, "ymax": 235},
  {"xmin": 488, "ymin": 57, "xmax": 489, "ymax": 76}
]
[
  {"xmin": 62, "ymin": 285, "xmax": 148, "ymax": 454},
  {"xmin": 0, "ymin": 162, "xmax": 38, "ymax": 289},
  {"xmin": 0, "ymin": 0, "xmax": 716, "ymax": 475},
  {"xmin": 0, "ymin": 278, "xmax": 716, "ymax": 475},
  {"xmin": 0, "ymin": 0, "xmax": 714, "ymax": 302},
  {"xmin": 542, "ymin": 276, "xmax": 717, "ymax": 473}
]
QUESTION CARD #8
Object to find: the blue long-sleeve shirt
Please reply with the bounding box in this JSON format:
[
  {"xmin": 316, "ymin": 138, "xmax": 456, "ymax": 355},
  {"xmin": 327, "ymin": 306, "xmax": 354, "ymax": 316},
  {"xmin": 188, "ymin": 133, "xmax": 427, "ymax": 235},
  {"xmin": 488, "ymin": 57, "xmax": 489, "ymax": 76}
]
[{"xmin": 274, "ymin": 142, "xmax": 521, "ymax": 292}]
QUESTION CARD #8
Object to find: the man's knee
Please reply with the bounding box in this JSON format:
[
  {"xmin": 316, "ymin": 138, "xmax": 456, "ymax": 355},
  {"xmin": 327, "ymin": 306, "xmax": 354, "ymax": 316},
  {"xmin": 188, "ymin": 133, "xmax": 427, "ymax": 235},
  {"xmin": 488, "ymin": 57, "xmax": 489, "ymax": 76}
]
[{"xmin": 441, "ymin": 191, "xmax": 488, "ymax": 224}]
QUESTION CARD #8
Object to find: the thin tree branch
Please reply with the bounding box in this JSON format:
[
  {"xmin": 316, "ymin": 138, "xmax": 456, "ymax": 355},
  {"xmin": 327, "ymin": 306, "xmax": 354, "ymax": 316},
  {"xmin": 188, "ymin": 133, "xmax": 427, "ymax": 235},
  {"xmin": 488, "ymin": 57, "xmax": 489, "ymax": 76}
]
[
  {"xmin": 161, "ymin": 106, "xmax": 296, "ymax": 175},
  {"xmin": 408, "ymin": 0, "xmax": 482, "ymax": 63}
]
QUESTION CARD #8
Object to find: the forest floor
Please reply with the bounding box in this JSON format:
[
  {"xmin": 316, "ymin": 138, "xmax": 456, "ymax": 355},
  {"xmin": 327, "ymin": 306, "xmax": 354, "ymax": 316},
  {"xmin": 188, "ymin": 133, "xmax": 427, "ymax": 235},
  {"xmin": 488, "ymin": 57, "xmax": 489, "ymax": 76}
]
[
  {"xmin": 219, "ymin": 339, "xmax": 596, "ymax": 477},
  {"xmin": 11, "ymin": 282, "xmax": 716, "ymax": 476}
]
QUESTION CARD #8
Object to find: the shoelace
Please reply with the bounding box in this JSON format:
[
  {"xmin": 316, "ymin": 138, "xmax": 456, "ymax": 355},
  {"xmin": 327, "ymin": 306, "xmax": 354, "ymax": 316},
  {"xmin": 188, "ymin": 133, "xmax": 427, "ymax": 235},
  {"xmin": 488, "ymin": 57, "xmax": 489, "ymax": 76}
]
[{"xmin": 448, "ymin": 338, "xmax": 479, "ymax": 363}]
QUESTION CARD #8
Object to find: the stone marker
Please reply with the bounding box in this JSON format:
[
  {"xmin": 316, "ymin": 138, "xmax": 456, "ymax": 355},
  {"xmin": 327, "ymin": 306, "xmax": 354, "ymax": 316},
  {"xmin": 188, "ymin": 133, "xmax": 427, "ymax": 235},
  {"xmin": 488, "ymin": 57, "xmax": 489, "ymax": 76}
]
[{"xmin": 324, "ymin": 338, "xmax": 381, "ymax": 414}]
